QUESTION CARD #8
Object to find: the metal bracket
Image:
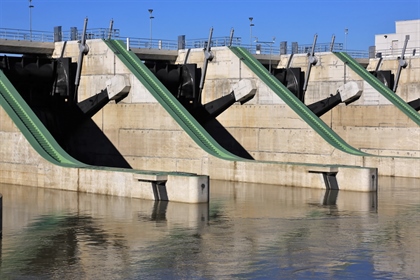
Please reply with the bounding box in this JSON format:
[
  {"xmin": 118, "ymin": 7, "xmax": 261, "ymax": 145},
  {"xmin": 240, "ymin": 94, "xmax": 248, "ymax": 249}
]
[
  {"xmin": 303, "ymin": 34, "xmax": 318, "ymax": 94},
  {"xmin": 107, "ymin": 19, "xmax": 114, "ymax": 40},
  {"xmin": 74, "ymin": 17, "xmax": 89, "ymax": 102},
  {"xmin": 329, "ymin": 34, "xmax": 335, "ymax": 52},
  {"xmin": 228, "ymin": 28, "xmax": 234, "ymax": 47},
  {"xmin": 198, "ymin": 27, "xmax": 214, "ymax": 101},
  {"xmin": 393, "ymin": 35, "xmax": 409, "ymax": 92},
  {"xmin": 375, "ymin": 57, "xmax": 383, "ymax": 72}
]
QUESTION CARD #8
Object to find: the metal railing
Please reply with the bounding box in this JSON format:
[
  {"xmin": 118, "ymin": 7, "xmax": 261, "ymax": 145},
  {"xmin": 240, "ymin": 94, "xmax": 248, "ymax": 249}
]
[
  {"xmin": 0, "ymin": 27, "xmax": 374, "ymax": 58},
  {"xmin": 185, "ymin": 36, "xmax": 242, "ymax": 49},
  {"xmin": 0, "ymin": 28, "xmax": 53, "ymax": 42},
  {"xmin": 374, "ymin": 47, "xmax": 418, "ymax": 58},
  {"xmin": 0, "ymin": 27, "xmax": 121, "ymax": 42},
  {"xmin": 62, "ymin": 28, "xmax": 121, "ymax": 41},
  {"xmin": 345, "ymin": 50, "xmax": 371, "ymax": 59},
  {"xmin": 127, "ymin": 37, "xmax": 178, "ymax": 50}
]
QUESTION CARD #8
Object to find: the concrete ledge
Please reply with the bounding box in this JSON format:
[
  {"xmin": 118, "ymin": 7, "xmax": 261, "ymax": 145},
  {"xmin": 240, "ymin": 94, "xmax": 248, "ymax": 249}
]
[
  {"xmin": 208, "ymin": 158, "xmax": 377, "ymax": 192},
  {"xmin": 78, "ymin": 169, "xmax": 209, "ymax": 203},
  {"xmin": 131, "ymin": 47, "xmax": 178, "ymax": 62},
  {"xmin": 133, "ymin": 173, "xmax": 168, "ymax": 182},
  {"xmin": 307, "ymin": 166, "xmax": 339, "ymax": 173},
  {"xmin": 165, "ymin": 175, "xmax": 209, "ymax": 204},
  {"xmin": 306, "ymin": 165, "xmax": 378, "ymax": 192},
  {"xmin": 0, "ymin": 39, "xmax": 54, "ymax": 55}
]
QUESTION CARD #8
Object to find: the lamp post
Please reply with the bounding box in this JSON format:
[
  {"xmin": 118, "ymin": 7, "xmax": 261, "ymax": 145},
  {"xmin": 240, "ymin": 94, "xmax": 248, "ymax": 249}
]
[
  {"xmin": 344, "ymin": 28, "xmax": 348, "ymax": 83},
  {"xmin": 344, "ymin": 28, "xmax": 348, "ymax": 52},
  {"xmin": 270, "ymin": 37, "xmax": 275, "ymax": 73},
  {"xmin": 249, "ymin": 17, "xmax": 254, "ymax": 52},
  {"xmin": 149, "ymin": 9, "xmax": 154, "ymax": 48},
  {"xmin": 29, "ymin": 0, "xmax": 34, "ymax": 40}
]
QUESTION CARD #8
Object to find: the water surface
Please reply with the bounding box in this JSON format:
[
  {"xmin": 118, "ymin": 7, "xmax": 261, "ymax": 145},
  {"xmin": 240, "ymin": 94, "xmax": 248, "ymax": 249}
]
[{"xmin": 0, "ymin": 177, "xmax": 419, "ymax": 279}]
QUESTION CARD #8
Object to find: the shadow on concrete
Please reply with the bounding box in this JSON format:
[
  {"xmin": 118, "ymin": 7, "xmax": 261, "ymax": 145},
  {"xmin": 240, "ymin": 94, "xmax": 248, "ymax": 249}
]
[
  {"xmin": 30, "ymin": 103, "xmax": 131, "ymax": 169},
  {"xmin": 63, "ymin": 117, "xmax": 132, "ymax": 168},
  {"xmin": 202, "ymin": 118, "xmax": 254, "ymax": 160}
]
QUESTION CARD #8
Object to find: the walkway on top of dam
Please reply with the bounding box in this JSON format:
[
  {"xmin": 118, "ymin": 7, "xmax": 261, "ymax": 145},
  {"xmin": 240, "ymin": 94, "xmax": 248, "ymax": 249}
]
[{"xmin": 0, "ymin": 27, "xmax": 369, "ymax": 64}]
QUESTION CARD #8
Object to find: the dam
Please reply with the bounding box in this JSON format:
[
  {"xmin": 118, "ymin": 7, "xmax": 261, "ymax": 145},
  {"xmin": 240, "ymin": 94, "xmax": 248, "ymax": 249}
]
[{"xmin": 0, "ymin": 19, "xmax": 419, "ymax": 201}]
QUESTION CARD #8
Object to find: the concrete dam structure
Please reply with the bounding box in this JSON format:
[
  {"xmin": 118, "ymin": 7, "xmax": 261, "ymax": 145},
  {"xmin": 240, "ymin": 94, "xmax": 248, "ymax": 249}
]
[{"xmin": 0, "ymin": 27, "xmax": 419, "ymax": 198}]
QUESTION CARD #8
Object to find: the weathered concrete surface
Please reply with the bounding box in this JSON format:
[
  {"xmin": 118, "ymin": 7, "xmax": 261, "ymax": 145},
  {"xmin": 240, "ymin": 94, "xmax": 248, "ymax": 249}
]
[
  {"xmin": 0, "ymin": 39, "xmax": 54, "ymax": 55},
  {"xmin": 366, "ymin": 55, "xmax": 420, "ymax": 103},
  {"xmin": 3, "ymin": 39, "xmax": 418, "ymax": 196},
  {"xmin": 49, "ymin": 39, "xmax": 378, "ymax": 192},
  {"xmin": 176, "ymin": 47, "xmax": 419, "ymax": 177},
  {"xmin": 0, "ymin": 103, "xmax": 209, "ymax": 203}
]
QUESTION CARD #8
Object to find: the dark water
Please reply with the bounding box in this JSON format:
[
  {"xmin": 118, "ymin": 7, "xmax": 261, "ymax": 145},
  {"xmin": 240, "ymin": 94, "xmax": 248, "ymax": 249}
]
[{"xmin": 0, "ymin": 177, "xmax": 419, "ymax": 279}]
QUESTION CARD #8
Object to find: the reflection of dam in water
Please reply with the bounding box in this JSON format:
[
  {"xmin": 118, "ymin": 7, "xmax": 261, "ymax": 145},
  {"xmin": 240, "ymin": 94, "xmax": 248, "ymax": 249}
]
[{"xmin": 0, "ymin": 177, "xmax": 419, "ymax": 279}]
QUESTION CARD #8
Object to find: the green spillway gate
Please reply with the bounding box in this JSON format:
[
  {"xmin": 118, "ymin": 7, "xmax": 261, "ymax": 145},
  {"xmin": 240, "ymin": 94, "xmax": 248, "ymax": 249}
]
[
  {"xmin": 334, "ymin": 51, "xmax": 420, "ymax": 127},
  {"xmin": 0, "ymin": 70, "xmax": 86, "ymax": 167},
  {"xmin": 0, "ymin": 70, "xmax": 191, "ymax": 178},
  {"xmin": 104, "ymin": 39, "xmax": 244, "ymax": 161},
  {"xmin": 229, "ymin": 46, "xmax": 369, "ymax": 157}
]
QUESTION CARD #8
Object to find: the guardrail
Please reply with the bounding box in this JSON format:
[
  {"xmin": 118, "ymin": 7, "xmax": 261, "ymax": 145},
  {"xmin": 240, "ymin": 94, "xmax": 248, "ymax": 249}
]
[
  {"xmin": 0, "ymin": 27, "xmax": 121, "ymax": 42},
  {"xmin": 374, "ymin": 47, "xmax": 418, "ymax": 58},
  {"xmin": 344, "ymin": 50, "xmax": 371, "ymax": 59},
  {"xmin": 0, "ymin": 27, "xmax": 372, "ymax": 58},
  {"xmin": 126, "ymin": 38, "xmax": 178, "ymax": 50},
  {"xmin": 0, "ymin": 28, "xmax": 54, "ymax": 42},
  {"xmin": 246, "ymin": 42, "xmax": 345, "ymax": 55}
]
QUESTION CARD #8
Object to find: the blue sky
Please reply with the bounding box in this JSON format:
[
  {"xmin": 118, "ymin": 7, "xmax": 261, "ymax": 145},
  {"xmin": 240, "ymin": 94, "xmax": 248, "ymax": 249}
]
[{"xmin": 0, "ymin": 0, "xmax": 419, "ymax": 51}]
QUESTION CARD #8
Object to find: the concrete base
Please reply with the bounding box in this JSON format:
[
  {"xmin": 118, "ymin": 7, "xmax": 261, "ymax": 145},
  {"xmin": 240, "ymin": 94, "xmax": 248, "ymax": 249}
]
[{"xmin": 0, "ymin": 105, "xmax": 209, "ymax": 203}]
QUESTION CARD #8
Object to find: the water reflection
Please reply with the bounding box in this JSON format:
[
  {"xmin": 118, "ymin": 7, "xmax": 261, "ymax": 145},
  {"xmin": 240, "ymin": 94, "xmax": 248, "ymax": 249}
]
[{"xmin": 0, "ymin": 177, "xmax": 418, "ymax": 279}]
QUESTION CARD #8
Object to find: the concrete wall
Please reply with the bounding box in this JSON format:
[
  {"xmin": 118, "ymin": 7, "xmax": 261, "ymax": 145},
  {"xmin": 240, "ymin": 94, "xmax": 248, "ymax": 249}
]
[
  {"xmin": 49, "ymin": 39, "xmax": 378, "ymax": 191},
  {"xmin": 366, "ymin": 55, "xmax": 420, "ymax": 103},
  {"xmin": 51, "ymin": 39, "xmax": 420, "ymax": 181},
  {"xmin": 0, "ymin": 80, "xmax": 210, "ymax": 203},
  {"xmin": 176, "ymin": 46, "xmax": 419, "ymax": 176},
  {"xmin": 0, "ymin": 103, "xmax": 154, "ymax": 198}
]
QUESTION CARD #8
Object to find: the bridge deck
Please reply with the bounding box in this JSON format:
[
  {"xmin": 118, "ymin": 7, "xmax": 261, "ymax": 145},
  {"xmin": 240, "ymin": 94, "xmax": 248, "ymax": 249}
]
[
  {"xmin": 0, "ymin": 39, "xmax": 54, "ymax": 55},
  {"xmin": 0, "ymin": 39, "xmax": 368, "ymax": 67}
]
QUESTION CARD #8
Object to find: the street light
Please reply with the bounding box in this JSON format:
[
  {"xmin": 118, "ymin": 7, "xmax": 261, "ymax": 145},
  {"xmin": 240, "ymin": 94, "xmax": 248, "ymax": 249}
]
[
  {"xmin": 249, "ymin": 17, "xmax": 254, "ymax": 52},
  {"xmin": 344, "ymin": 28, "xmax": 348, "ymax": 83},
  {"xmin": 149, "ymin": 9, "xmax": 154, "ymax": 48},
  {"xmin": 344, "ymin": 28, "xmax": 348, "ymax": 52},
  {"xmin": 29, "ymin": 0, "xmax": 34, "ymax": 40}
]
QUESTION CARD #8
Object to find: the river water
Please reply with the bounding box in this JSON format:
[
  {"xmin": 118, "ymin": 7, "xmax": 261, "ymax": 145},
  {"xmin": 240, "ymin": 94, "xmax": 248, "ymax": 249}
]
[{"xmin": 0, "ymin": 176, "xmax": 418, "ymax": 279}]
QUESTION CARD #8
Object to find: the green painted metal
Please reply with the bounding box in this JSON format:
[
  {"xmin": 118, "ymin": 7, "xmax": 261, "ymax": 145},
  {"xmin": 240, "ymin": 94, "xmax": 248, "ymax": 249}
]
[
  {"xmin": 104, "ymin": 39, "xmax": 244, "ymax": 161},
  {"xmin": 334, "ymin": 51, "xmax": 420, "ymax": 126},
  {"xmin": 0, "ymin": 70, "xmax": 194, "ymax": 177},
  {"xmin": 0, "ymin": 70, "xmax": 87, "ymax": 167},
  {"xmin": 230, "ymin": 47, "xmax": 368, "ymax": 157}
]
